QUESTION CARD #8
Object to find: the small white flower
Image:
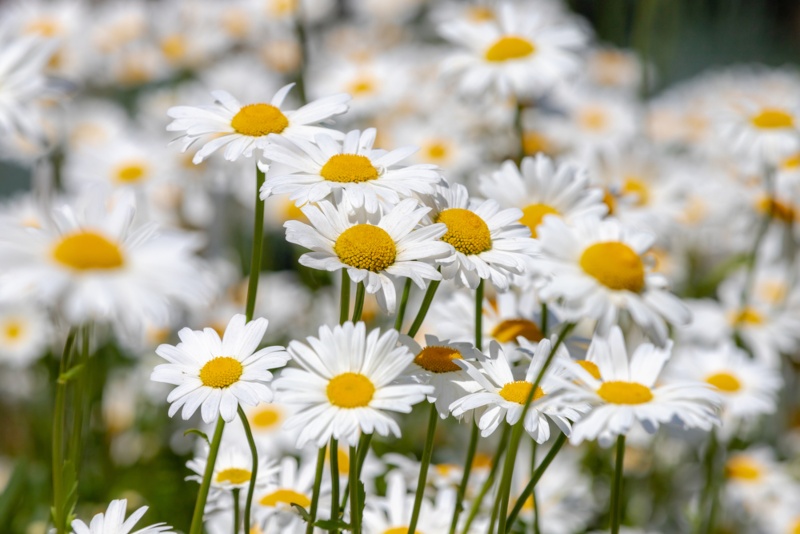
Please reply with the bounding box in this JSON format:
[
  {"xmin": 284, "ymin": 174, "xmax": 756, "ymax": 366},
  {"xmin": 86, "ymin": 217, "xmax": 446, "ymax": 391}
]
[{"xmin": 70, "ymin": 499, "xmax": 173, "ymax": 534}]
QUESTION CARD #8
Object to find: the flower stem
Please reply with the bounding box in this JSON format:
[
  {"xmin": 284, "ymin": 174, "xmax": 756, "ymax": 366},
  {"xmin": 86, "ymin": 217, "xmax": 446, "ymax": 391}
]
[
  {"xmin": 408, "ymin": 403, "xmax": 438, "ymax": 534},
  {"xmin": 237, "ymin": 406, "xmax": 258, "ymax": 534},
  {"xmin": 306, "ymin": 445, "xmax": 327, "ymax": 534},
  {"xmin": 189, "ymin": 417, "xmax": 226, "ymax": 534},
  {"xmin": 696, "ymin": 431, "xmax": 720, "ymax": 534},
  {"xmin": 540, "ymin": 303, "xmax": 548, "ymax": 337},
  {"xmin": 461, "ymin": 425, "xmax": 511, "ymax": 534},
  {"xmin": 340, "ymin": 273, "xmax": 350, "ymax": 325},
  {"xmin": 329, "ymin": 438, "xmax": 340, "ymax": 533},
  {"xmin": 394, "ymin": 279, "xmax": 413, "ymax": 331},
  {"xmin": 475, "ymin": 279, "xmax": 484, "ymax": 349},
  {"xmin": 349, "ymin": 445, "xmax": 361, "ymax": 533},
  {"xmin": 245, "ymin": 162, "xmax": 266, "ymax": 322},
  {"xmin": 610, "ymin": 435, "xmax": 626, "ymax": 534},
  {"xmin": 448, "ymin": 422, "xmax": 480, "ymax": 534},
  {"xmin": 407, "ymin": 279, "xmax": 441, "ymax": 338},
  {"xmin": 232, "ymin": 488, "xmax": 240, "ymax": 534},
  {"xmin": 340, "ymin": 432, "xmax": 372, "ymax": 511},
  {"xmin": 530, "ymin": 441, "xmax": 540, "ymax": 534},
  {"xmin": 352, "ymin": 282, "xmax": 366, "ymax": 322},
  {"xmin": 514, "ymin": 99, "xmax": 526, "ymax": 163},
  {"xmin": 51, "ymin": 327, "xmax": 78, "ymax": 534}
]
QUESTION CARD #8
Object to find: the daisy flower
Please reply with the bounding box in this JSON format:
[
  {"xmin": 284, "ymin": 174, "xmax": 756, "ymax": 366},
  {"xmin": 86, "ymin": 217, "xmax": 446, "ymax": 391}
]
[
  {"xmin": 0, "ymin": 301, "xmax": 51, "ymax": 368},
  {"xmin": 187, "ymin": 444, "xmax": 273, "ymax": 494},
  {"xmin": 429, "ymin": 183, "xmax": 537, "ymax": 291},
  {"xmin": 450, "ymin": 339, "xmax": 582, "ymax": 442},
  {"xmin": 166, "ymin": 83, "xmax": 350, "ymax": 164},
  {"xmin": 255, "ymin": 455, "xmax": 328, "ymax": 529},
  {"xmin": 284, "ymin": 198, "xmax": 451, "ymax": 312},
  {"xmin": 534, "ymin": 216, "xmax": 690, "ymax": 346},
  {"xmin": 559, "ymin": 327, "xmax": 721, "ymax": 447},
  {"xmin": 70, "ymin": 499, "xmax": 174, "ymax": 534},
  {"xmin": 362, "ymin": 471, "xmax": 453, "ymax": 534},
  {"xmin": 273, "ymin": 321, "xmax": 433, "ymax": 448},
  {"xmin": 260, "ymin": 128, "xmax": 443, "ymax": 212},
  {"xmin": 151, "ymin": 314, "xmax": 290, "ymax": 423}
]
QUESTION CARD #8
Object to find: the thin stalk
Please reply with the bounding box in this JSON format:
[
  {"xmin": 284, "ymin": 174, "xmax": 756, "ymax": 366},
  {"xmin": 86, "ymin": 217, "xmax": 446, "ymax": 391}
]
[
  {"xmin": 189, "ymin": 417, "xmax": 226, "ymax": 534},
  {"xmin": 530, "ymin": 442, "xmax": 540, "ymax": 534},
  {"xmin": 514, "ymin": 99, "xmax": 526, "ymax": 163},
  {"xmin": 741, "ymin": 166, "xmax": 775, "ymax": 307},
  {"xmin": 67, "ymin": 325, "xmax": 91, "ymax": 479},
  {"xmin": 293, "ymin": 6, "xmax": 309, "ymax": 106},
  {"xmin": 233, "ymin": 488, "xmax": 240, "ymax": 534},
  {"xmin": 505, "ymin": 433, "xmax": 567, "ymax": 528},
  {"xmin": 539, "ymin": 304, "xmax": 548, "ymax": 338},
  {"xmin": 448, "ymin": 423, "xmax": 480, "ymax": 534},
  {"xmin": 340, "ymin": 273, "xmax": 351, "ymax": 325},
  {"xmin": 408, "ymin": 403, "xmax": 438, "ymax": 534},
  {"xmin": 610, "ymin": 435, "xmax": 626, "ymax": 534},
  {"xmin": 245, "ymin": 163, "xmax": 266, "ymax": 322},
  {"xmin": 341, "ymin": 433, "xmax": 372, "ymax": 511},
  {"xmin": 696, "ymin": 431, "xmax": 719, "ymax": 534},
  {"xmin": 394, "ymin": 279, "xmax": 413, "ymax": 331},
  {"xmin": 238, "ymin": 406, "xmax": 258, "ymax": 534},
  {"xmin": 349, "ymin": 445, "xmax": 361, "ymax": 533},
  {"xmin": 407, "ymin": 279, "xmax": 441, "ymax": 338},
  {"xmin": 51, "ymin": 327, "xmax": 78, "ymax": 534},
  {"xmin": 352, "ymin": 282, "xmax": 366, "ymax": 322},
  {"xmin": 461, "ymin": 425, "xmax": 511, "ymax": 534},
  {"xmin": 306, "ymin": 445, "xmax": 327, "ymax": 534},
  {"xmin": 329, "ymin": 438, "xmax": 340, "ymax": 533},
  {"xmin": 475, "ymin": 280, "xmax": 484, "ymax": 349}
]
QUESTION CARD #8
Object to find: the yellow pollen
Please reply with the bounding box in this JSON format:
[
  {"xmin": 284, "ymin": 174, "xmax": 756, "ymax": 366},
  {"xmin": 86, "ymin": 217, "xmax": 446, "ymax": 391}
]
[
  {"xmin": 414, "ymin": 346, "xmax": 463, "ymax": 373},
  {"xmin": 53, "ymin": 231, "xmax": 125, "ymax": 271},
  {"xmin": 577, "ymin": 360, "xmax": 601, "ymax": 380},
  {"xmin": 491, "ymin": 319, "xmax": 543, "ymax": 344},
  {"xmin": 485, "ymin": 36, "xmax": 536, "ymax": 62},
  {"xmin": 259, "ymin": 488, "xmax": 311, "ymax": 508},
  {"xmin": 114, "ymin": 162, "xmax": 148, "ymax": 184},
  {"xmin": 732, "ymin": 307, "xmax": 763, "ymax": 326},
  {"xmin": 725, "ymin": 457, "xmax": 761, "ymax": 481},
  {"xmin": 348, "ymin": 76, "xmax": 376, "ymax": 96},
  {"xmin": 622, "ymin": 178, "xmax": 650, "ymax": 206},
  {"xmin": 782, "ymin": 153, "xmax": 800, "ymax": 170},
  {"xmin": 161, "ymin": 35, "xmax": 186, "ymax": 60},
  {"xmin": 472, "ymin": 453, "xmax": 492, "ymax": 469},
  {"xmin": 251, "ymin": 406, "xmax": 281, "ymax": 429},
  {"xmin": 597, "ymin": 381, "xmax": 653, "ymax": 404},
  {"xmin": 758, "ymin": 196, "xmax": 796, "ymax": 223},
  {"xmin": 216, "ymin": 468, "xmax": 251, "ymax": 485},
  {"xmin": 320, "ymin": 154, "xmax": 379, "ymax": 183},
  {"xmin": 334, "ymin": 225, "xmax": 397, "ymax": 272},
  {"xmin": 3, "ymin": 321, "xmax": 23, "ymax": 340},
  {"xmin": 579, "ymin": 107, "xmax": 608, "ymax": 131},
  {"xmin": 499, "ymin": 381, "xmax": 544, "ymax": 404},
  {"xmin": 199, "ymin": 357, "xmax": 243, "ymax": 388},
  {"xmin": 436, "ymin": 208, "xmax": 492, "ymax": 255},
  {"xmin": 424, "ymin": 141, "xmax": 449, "ymax": 161},
  {"xmin": 384, "ymin": 528, "xmax": 421, "ymax": 534},
  {"xmin": 230, "ymin": 103, "xmax": 289, "ymax": 137},
  {"xmin": 327, "ymin": 372, "xmax": 375, "ymax": 408},
  {"xmin": 706, "ymin": 372, "xmax": 741, "ymax": 393},
  {"xmin": 523, "ymin": 131, "xmax": 555, "ymax": 156},
  {"xmin": 519, "ymin": 203, "xmax": 559, "ymax": 237},
  {"xmin": 751, "ymin": 108, "xmax": 794, "ymax": 129},
  {"xmin": 280, "ymin": 198, "xmax": 306, "ymax": 223},
  {"xmin": 579, "ymin": 241, "xmax": 645, "ymax": 292}
]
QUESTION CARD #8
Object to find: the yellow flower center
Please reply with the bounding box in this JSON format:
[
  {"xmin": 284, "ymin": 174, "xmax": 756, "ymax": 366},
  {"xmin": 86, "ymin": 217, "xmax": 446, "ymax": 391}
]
[
  {"xmin": 579, "ymin": 241, "xmax": 645, "ymax": 292},
  {"xmin": 414, "ymin": 346, "xmax": 463, "ymax": 373},
  {"xmin": 782, "ymin": 153, "xmax": 800, "ymax": 169},
  {"xmin": 622, "ymin": 177, "xmax": 650, "ymax": 206},
  {"xmin": 472, "ymin": 452, "xmax": 492, "ymax": 469},
  {"xmin": 348, "ymin": 76, "xmax": 376, "ymax": 96},
  {"xmin": 251, "ymin": 406, "xmax": 282, "ymax": 429},
  {"xmin": 333, "ymin": 224, "xmax": 397, "ymax": 272},
  {"xmin": 579, "ymin": 107, "xmax": 608, "ymax": 131},
  {"xmin": 424, "ymin": 141, "xmax": 449, "ymax": 162},
  {"xmin": 602, "ymin": 189, "xmax": 616, "ymax": 215},
  {"xmin": 597, "ymin": 381, "xmax": 653, "ymax": 404},
  {"xmin": 522, "ymin": 131, "xmax": 555, "ymax": 156},
  {"xmin": 3, "ymin": 320, "xmax": 22, "ymax": 341},
  {"xmin": 491, "ymin": 319, "xmax": 543, "ymax": 344},
  {"xmin": 485, "ymin": 36, "xmax": 536, "ymax": 62},
  {"xmin": 725, "ymin": 457, "xmax": 761, "ymax": 481},
  {"xmin": 758, "ymin": 196, "xmax": 796, "ymax": 223},
  {"xmin": 791, "ymin": 519, "xmax": 800, "ymax": 534},
  {"xmin": 320, "ymin": 154, "xmax": 379, "ymax": 183},
  {"xmin": 436, "ymin": 208, "xmax": 492, "ymax": 255},
  {"xmin": 216, "ymin": 468, "xmax": 251, "ymax": 485},
  {"xmin": 498, "ymin": 381, "xmax": 544, "ymax": 404},
  {"xmin": 230, "ymin": 103, "xmax": 289, "ymax": 137},
  {"xmin": 468, "ymin": 6, "xmax": 495, "ymax": 22},
  {"xmin": 706, "ymin": 372, "xmax": 741, "ymax": 393},
  {"xmin": 161, "ymin": 35, "xmax": 186, "ymax": 60},
  {"xmin": 259, "ymin": 488, "xmax": 311, "ymax": 508},
  {"xmin": 751, "ymin": 108, "xmax": 794, "ymax": 129},
  {"xmin": 384, "ymin": 528, "xmax": 422, "ymax": 534},
  {"xmin": 519, "ymin": 204, "xmax": 559, "ymax": 237},
  {"xmin": 114, "ymin": 161, "xmax": 149, "ymax": 184},
  {"xmin": 732, "ymin": 307, "xmax": 763, "ymax": 326},
  {"xmin": 327, "ymin": 372, "xmax": 375, "ymax": 408},
  {"xmin": 53, "ymin": 231, "xmax": 125, "ymax": 271},
  {"xmin": 577, "ymin": 360, "xmax": 601, "ymax": 380},
  {"xmin": 199, "ymin": 357, "xmax": 243, "ymax": 388},
  {"xmin": 758, "ymin": 280, "xmax": 787, "ymax": 304}
]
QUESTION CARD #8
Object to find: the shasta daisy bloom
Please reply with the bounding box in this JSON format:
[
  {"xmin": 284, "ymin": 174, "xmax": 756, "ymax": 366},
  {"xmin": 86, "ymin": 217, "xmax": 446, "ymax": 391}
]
[
  {"xmin": 560, "ymin": 327, "xmax": 721, "ymax": 447},
  {"xmin": 0, "ymin": 301, "xmax": 51, "ymax": 368},
  {"xmin": 187, "ymin": 444, "xmax": 274, "ymax": 493},
  {"xmin": 284, "ymin": 198, "xmax": 451, "ymax": 312},
  {"xmin": 166, "ymin": 84, "xmax": 350, "ymax": 164},
  {"xmin": 255, "ymin": 455, "xmax": 328, "ymax": 528},
  {"xmin": 429, "ymin": 183, "xmax": 537, "ymax": 290},
  {"xmin": 70, "ymin": 499, "xmax": 174, "ymax": 534},
  {"xmin": 362, "ymin": 471, "xmax": 453, "ymax": 534},
  {"xmin": 450, "ymin": 339, "xmax": 582, "ymax": 442},
  {"xmin": 273, "ymin": 321, "xmax": 433, "ymax": 448},
  {"xmin": 534, "ymin": 216, "xmax": 690, "ymax": 346},
  {"xmin": 151, "ymin": 314, "xmax": 290, "ymax": 423},
  {"xmin": 260, "ymin": 128, "xmax": 443, "ymax": 212}
]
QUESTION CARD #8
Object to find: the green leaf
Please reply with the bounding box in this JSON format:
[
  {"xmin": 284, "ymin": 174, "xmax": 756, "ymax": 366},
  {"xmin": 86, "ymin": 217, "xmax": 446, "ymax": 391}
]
[
  {"xmin": 183, "ymin": 429, "xmax": 210, "ymax": 445},
  {"xmin": 291, "ymin": 503, "xmax": 312, "ymax": 522},
  {"xmin": 58, "ymin": 363, "xmax": 86, "ymax": 384},
  {"xmin": 0, "ymin": 461, "xmax": 25, "ymax": 527},
  {"xmin": 313, "ymin": 519, "xmax": 351, "ymax": 530}
]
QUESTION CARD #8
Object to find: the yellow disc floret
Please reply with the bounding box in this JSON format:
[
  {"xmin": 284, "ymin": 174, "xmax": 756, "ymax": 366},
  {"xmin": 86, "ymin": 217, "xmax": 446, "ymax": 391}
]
[
  {"xmin": 485, "ymin": 36, "xmax": 536, "ymax": 62},
  {"xmin": 334, "ymin": 225, "xmax": 397, "ymax": 272},
  {"xmin": 259, "ymin": 488, "xmax": 311, "ymax": 508},
  {"xmin": 751, "ymin": 108, "xmax": 794, "ymax": 129},
  {"xmin": 577, "ymin": 360, "xmax": 602, "ymax": 380},
  {"xmin": 436, "ymin": 208, "xmax": 492, "ymax": 255},
  {"xmin": 597, "ymin": 381, "xmax": 653, "ymax": 404},
  {"xmin": 491, "ymin": 319, "xmax": 543, "ymax": 343},
  {"xmin": 320, "ymin": 154, "xmax": 379, "ymax": 183},
  {"xmin": 725, "ymin": 457, "xmax": 761, "ymax": 481},
  {"xmin": 216, "ymin": 468, "xmax": 251, "ymax": 485},
  {"xmin": 114, "ymin": 161, "xmax": 149, "ymax": 184},
  {"xmin": 579, "ymin": 241, "xmax": 645, "ymax": 292},
  {"xmin": 499, "ymin": 380, "xmax": 544, "ymax": 404},
  {"xmin": 53, "ymin": 231, "xmax": 125, "ymax": 271},
  {"xmin": 706, "ymin": 372, "xmax": 741, "ymax": 392},
  {"xmin": 414, "ymin": 346, "xmax": 463, "ymax": 373},
  {"xmin": 327, "ymin": 372, "xmax": 375, "ymax": 408},
  {"xmin": 732, "ymin": 307, "xmax": 764, "ymax": 326},
  {"xmin": 199, "ymin": 356, "xmax": 243, "ymax": 388},
  {"xmin": 622, "ymin": 178, "xmax": 650, "ymax": 206},
  {"xmin": 251, "ymin": 406, "xmax": 281, "ymax": 429},
  {"xmin": 230, "ymin": 103, "xmax": 289, "ymax": 136},
  {"xmin": 519, "ymin": 204, "xmax": 559, "ymax": 237}
]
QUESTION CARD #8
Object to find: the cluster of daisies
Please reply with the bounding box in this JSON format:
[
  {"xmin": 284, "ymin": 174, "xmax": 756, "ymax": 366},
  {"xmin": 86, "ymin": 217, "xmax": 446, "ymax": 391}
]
[{"xmin": 2, "ymin": 0, "xmax": 800, "ymax": 533}]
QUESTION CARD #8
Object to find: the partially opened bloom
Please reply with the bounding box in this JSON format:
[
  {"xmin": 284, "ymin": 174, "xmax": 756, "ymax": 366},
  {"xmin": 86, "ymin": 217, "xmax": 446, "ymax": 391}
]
[
  {"xmin": 187, "ymin": 443, "xmax": 273, "ymax": 493},
  {"xmin": 273, "ymin": 322, "xmax": 433, "ymax": 447},
  {"xmin": 151, "ymin": 314, "xmax": 290, "ymax": 423},
  {"xmin": 255, "ymin": 455, "xmax": 328, "ymax": 529},
  {"xmin": 70, "ymin": 499, "xmax": 173, "ymax": 534}
]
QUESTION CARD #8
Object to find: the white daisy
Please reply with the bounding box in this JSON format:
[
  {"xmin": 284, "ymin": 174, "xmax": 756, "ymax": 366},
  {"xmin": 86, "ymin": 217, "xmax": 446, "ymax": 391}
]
[
  {"xmin": 151, "ymin": 314, "xmax": 290, "ymax": 423},
  {"xmin": 187, "ymin": 443, "xmax": 273, "ymax": 493},
  {"xmin": 273, "ymin": 321, "xmax": 433, "ymax": 448},
  {"xmin": 255, "ymin": 455, "xmax": 328, "ymax": 529},
  {"xmin": 559, "ymin": 327, "xmax": 721, "ymax": 447},
  {"xmin": 362, "ymin": 471, "xmax": 453, "ymax": 534},
  {"xmin": 166, "ymin": 84, "xmax": 350, "ymax": 164},
  {"xmin": 70, "ymin": 499, "xmax": 174, "ymax": 534},
  {"xmin": 534, "ymin": 216, "xmax": 690, "ymax": 346},
  {"xmin": 0, "ymin": 301, "xmax": 51, "ymax": 368},
  {"xmin": 284, "ymin": 198, "xmax": 451, "ymax": 312}
]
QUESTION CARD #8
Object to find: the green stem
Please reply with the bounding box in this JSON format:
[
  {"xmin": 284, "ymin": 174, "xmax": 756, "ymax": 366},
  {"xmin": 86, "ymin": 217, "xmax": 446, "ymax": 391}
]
[
  {"xmin": 340, "ymin": 273, "xmax": 351, "ymax": 325},
  {"xmin": 306, "ymin": 445, "xmax": 327, "ymax": 534},
  {"xmin": 189, "ymin": 417, "xmax": 226, "ymax": 534},
  {"xmin": 461, "ymin": 425, "xmax": 511, "ymax": 534},
  {"xmin": 448, "ymin": 423, "xmax": 480, "ymax": 534},
  {"xmin": 407, "ymin": 279, "xmax": 441, "ymax": 338},
  {"xmin": 530, "ymin": 442, "xmax": 540, "ymax": 534},
  {"xmin": 514, "ymin": 99, "xmax": 526, "ymax": 163},
  {"xmin": 408, "ymin": 403, "xmax": 438, "ymax": 534},
  {"xmin": 351, "ymin": 282, "xmax": 366, "ymax": 322},
  {"xmin": 394, "ymin": 279, "xmax": 413, "ymax": 331},
  {"xmin": 245, "ymin": 162, "xmax": 266, "ymax": 322},
  {"xmin": 696, "ymin": 431, "xmax": 720, "ymax": 534},
  {"xmin": 610, "ymin": 435, "xmax": 626, "ymax": 534},
  {"xmin": 237, "ymin": 406, "xmax": 258, "ymax": 534},
  {"xmin": 329, "ymin": 438, "xmax": 340, "ymax": 533},
  {"xmin": 340, "ymin": 433, "xmax": 372, "ymax": 511},
  {"xmin": 67, "ymin": 325, "xmax": 90, "ymax": 481},
  {"xmin": 293, "ymin": 8, "xmax": 308, "ymax": 106},
  {"xmin": 233, "ymin": 488, "xmax": 240, "ymax": 534},
  {"xmin": 51, "ymin": 328, "xmax": 78, "ymax": 534},
  {"xmin": 349, "ymin": 445, "xmax": 361, "ymax": 533},
  {"xmin": 539, "ymin": 304, "xmax": 548, "ymax": 338},
  {"xmin": 741, "ymin": 166, "xmax": 775, "ymax": 307},
  {"xmin": 475, "ymin": 279, "xmax": 484, "ymax": 350}
]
